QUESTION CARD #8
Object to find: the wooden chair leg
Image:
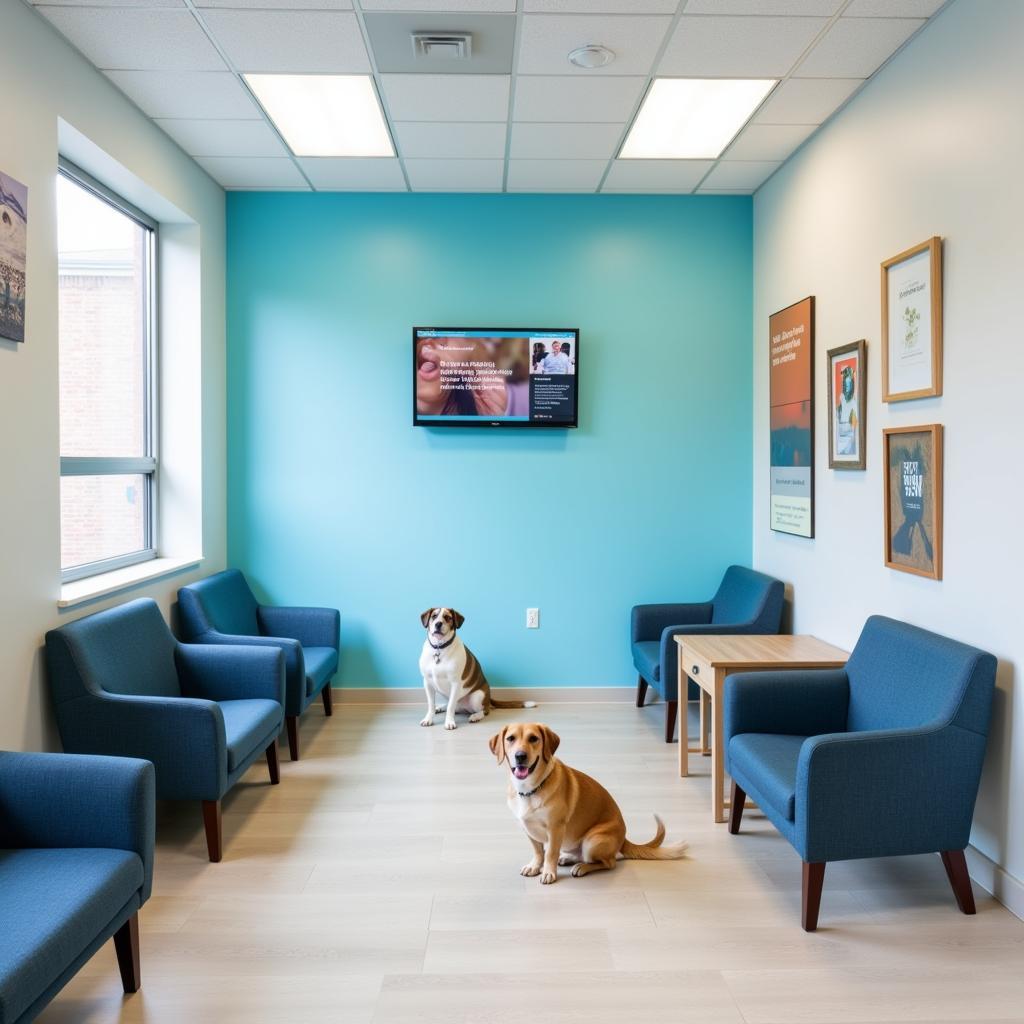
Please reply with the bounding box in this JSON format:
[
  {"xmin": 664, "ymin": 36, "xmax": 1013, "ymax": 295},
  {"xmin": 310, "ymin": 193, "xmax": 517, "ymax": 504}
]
[
  {"xmin": 940, "ymin": 849, "xmax": 977, "ymax": 915},
  {"xmin": 728, "ymin": 780, "xmax": 746, "ymax": 835},
  {"xmin": 202, "ymin": 799, "xmax": 222, "ymax": 863},
  {"xmin": 266, "ymin": 741, "xmax": 280, "ymax": 785},
  {"xmin": 635, "ymin": 674, "xmax": 649, "ymax": 708},
  {"xmin": 285, "ymin": 715, "xmax": 300, "ymax": 761},
  {"xmin": 664, "ymin": 700, "xmax": 678, "ymax": 743},
  {"xmin": 113, "ymin": 913, "xmax": 141, "ymax": 993},
  {"xmin": 322, "ymin": 684, "xmax": 334, "ymax": 717},
  {"xmin": 802, "ymin": 861, "xmax": 826, "ymax": 932}
]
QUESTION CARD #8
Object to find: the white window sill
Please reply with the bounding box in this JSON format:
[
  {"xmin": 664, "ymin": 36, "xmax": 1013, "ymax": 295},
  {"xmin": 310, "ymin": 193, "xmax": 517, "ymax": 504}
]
[{"xmin": 59, "ymin": 556, "xmax": 202, "ymax": 609}]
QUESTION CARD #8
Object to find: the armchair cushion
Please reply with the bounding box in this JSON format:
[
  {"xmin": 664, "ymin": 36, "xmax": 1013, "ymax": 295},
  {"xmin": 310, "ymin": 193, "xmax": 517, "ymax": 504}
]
[
  {"xmin": 728, "ymin": 733, "xmax": 806, "ymax": 821},
  {"xmin": 0, "ymin": 848, "xmax": 142, "ymax": 1024},
  {"xmin": 219, "ymin": 699, "xmax": 284, "ymax": 772},
  {"xmin": 176, "ymin": 643, "xmax": 285, "ymax": 705},
  {"xmin": 304, "ymin": 647, "xmax": 340, "ymax": 697},
  {"xmin": 258, "ymin": 606, "xmax": 340, "ymax": 653},
  {"xmin": 631, "ymin": 641, "xmax": 661, "ymax": 684},
  {"xmin": 724, "ymin": 669, "xmax": 850, "ymax": 742}
]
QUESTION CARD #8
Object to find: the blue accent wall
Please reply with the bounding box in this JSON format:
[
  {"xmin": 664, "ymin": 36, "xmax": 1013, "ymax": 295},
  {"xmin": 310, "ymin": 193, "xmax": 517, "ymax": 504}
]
[{"xmin": 227, "ymin": 193, "xmax": 752, "ymax": 689}]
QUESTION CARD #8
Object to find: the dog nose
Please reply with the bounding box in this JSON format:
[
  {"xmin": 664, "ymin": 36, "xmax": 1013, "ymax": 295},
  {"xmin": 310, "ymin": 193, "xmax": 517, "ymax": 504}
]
[{"xmin": 514, "ymin": 751, "xmax": 528, "ymax": 764}]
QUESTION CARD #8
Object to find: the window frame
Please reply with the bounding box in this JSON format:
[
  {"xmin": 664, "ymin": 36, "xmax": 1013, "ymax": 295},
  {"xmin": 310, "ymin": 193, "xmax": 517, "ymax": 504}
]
[{"xmin": 58, "ymin": 159, "xmax": 160, "ymax": 583}]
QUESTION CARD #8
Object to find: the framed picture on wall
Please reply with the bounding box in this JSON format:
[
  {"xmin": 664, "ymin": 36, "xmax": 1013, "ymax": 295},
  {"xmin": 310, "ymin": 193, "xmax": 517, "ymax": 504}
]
[
  {"xmin": 827, "ymin": 340, "xmax": 866, "ymax": 470},
  {"xmin": 0, "ymin": 169, "xmax": 28, "ymax": 344},
  {"xmin": 881, "ymin": 236, "xmax": 942, "ymax": 402},
  {"xmin": 883, "ymin": 424, "xmax": 943, "ymax": 580},
  {"xmin": 769, "ymin": 296, "xmax": 814, "ymax": 538}
]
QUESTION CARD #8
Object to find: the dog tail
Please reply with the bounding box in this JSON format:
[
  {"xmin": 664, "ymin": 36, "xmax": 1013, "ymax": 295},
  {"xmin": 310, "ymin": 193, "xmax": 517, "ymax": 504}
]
[
  {"xmin": 620, "ymin": 815, "xmax": 688, "ymax": 860},
  {"xmin": 490, "ymin": 698, "xmax": 538, "ymax": 709}
]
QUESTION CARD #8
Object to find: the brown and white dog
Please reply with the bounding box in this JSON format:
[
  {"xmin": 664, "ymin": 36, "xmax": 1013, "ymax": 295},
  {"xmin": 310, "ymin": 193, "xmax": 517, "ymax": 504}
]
[
  {"xmin": 419, "ymin": 608, "xmax": 536, "ymax": 730},
  {"xmin": 489, "ymin": 722, "xmax": 688, "ymax": 883}
]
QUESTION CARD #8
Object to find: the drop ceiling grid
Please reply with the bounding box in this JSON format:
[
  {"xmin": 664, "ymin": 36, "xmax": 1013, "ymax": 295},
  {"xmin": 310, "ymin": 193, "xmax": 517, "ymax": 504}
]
[{"xmin": 25, "ymin": 0, "xmax": 950, "ymax": 193}]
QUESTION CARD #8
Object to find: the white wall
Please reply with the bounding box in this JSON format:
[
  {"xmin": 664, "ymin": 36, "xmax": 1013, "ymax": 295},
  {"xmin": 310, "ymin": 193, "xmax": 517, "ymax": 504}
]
[
  {"xmin": 0, "ymin": 0, "xmax": 227, "ymax": 751},
  {"xmin": 753, "ymin": 0, "xmax": 1023, "ymax": 902}
]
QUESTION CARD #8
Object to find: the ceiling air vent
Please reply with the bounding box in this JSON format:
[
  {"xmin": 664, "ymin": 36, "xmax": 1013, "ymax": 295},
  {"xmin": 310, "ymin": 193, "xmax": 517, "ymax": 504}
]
[{"xmin": 411, "ymin": 32, "xmax": 473, "ymax": 61}]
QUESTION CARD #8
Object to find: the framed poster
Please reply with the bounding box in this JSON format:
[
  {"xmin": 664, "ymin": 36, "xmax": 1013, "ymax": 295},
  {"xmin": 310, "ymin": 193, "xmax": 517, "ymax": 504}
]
[
  {"xmin": 827, "ymin": 340, "xmax": 866, "ymax": 470},
  {"xmin": 881, "ymin": 236, "xmax": 942, "ymax": 402},
  {"xmin": 769, "ymin": 296, "xmax": 814, "ymax": 537},
  {"xmin": 884, "ymin": 424, "xmax": 943, "ymax": 580},
  {"xmin": 0, "ymin": 170, "xmax": 28, "ymax": 344}
]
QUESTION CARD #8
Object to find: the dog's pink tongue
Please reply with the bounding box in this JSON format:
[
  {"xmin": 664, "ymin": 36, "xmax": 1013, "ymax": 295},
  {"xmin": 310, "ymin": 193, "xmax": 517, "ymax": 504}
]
[{"xmin": 513, "ymin": 766, "xmax": 529, "ymax": 780}]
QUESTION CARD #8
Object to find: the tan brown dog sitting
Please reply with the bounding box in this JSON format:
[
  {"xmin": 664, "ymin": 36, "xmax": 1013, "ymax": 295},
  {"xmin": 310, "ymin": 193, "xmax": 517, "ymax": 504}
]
[{"xmin": 489, "ymin": 722, "xmax": 688, "ymax": 884}]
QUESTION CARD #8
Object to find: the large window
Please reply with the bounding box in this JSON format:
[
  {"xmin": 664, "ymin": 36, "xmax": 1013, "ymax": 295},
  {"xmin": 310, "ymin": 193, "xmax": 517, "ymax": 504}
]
[{"xmin": 58, "ymin": 162, "xmax": 157, "ymax": 582}]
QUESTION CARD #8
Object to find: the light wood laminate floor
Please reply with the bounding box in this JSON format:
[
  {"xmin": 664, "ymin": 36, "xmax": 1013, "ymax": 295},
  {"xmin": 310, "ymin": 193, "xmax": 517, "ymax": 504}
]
[{"xmin": 38, "ymin": 701, "xmax": 1024, "ymax": 1024}]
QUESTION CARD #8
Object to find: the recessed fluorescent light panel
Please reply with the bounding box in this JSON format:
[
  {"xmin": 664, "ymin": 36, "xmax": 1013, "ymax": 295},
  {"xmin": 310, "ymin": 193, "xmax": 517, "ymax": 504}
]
[
  {"xmin": 245, "ymin": 74, "xmax": 394, "ymax": 157},
  {"xmin": 621, "ymin": 78, "xmax": 776, "ymax": 160}
]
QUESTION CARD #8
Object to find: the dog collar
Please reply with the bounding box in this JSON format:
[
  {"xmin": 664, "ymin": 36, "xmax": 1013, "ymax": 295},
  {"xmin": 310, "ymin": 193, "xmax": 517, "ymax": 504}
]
[
  {"xmin": 429, "ymin": 635, "xmax": 455, "ymax": 663},
  {"xmin": 516, "ymin": 770, "xmax": 552, "ymax": 799}
]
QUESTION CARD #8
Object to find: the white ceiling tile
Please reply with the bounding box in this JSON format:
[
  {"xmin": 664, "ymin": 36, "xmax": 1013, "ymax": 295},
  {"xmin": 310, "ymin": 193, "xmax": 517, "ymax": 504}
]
[
  {"xmin": 197, "ymin": 0, "xmax": 352, "ymax": 6},
  {"xmin": 752, "ymin": 77, "xmax": 860, "ymax": 124},
  {"xmin": 844, "ymin": 0, "xmax": 944, "ymax": 15},
  {"xmin": 33, "ymin": 0, "xmax": 184, "ymax": 6},
  {"xmin": 201, "ymin": 10, "xmax": 370, "ymax": 73},
  {"xmin": 510, "ymin": 122, "xmax": 622, "ymax": 159},
  {"xmin": 155, "ymin": 118, "xmax": 286, "ymax": 157},
  {"xmin": 695, "ymin": 188, "xmax": 755, "ymax": 194},
  {"xmin": 404, "ymin": 159, "xmax": 504, "ymax": 191},
  {"xmin": 382, "ymin": 75, "xmax": 510, "ymax": 122},
  {"xmin": 36, "ymin": 7, "xmax": 225, "ymax": 70},
  {"xmin": 196, "ymin": 156, "xmax": 306, "ymax": 187},
  {"xmin": 525, "ymin": 0, "xmax": 678, "ymax": 10},
  {"xmin": 394, "ymin": 122, "xmax": 507, "ymax": 159},
  {"xmin": 517, "ymin": 15, "xmax": 672, "ymax": 76},
  {"xmin": 362, "ymin": 0, "xmax": 514, "ymax": 8},
  {"xmin": 299, "ymin": 158, "xmax": 407, "ymax": 189},
  {"xmin": 724, "ymin": 122, "xmax": 815, "ymax": 160},
  {"xmin": 683, "ymin": 0, "xmax": 840, "ymax": 13},
  {"xmin": 514, "ymin": 76, "xmax": 646, "ymax": 122},
  {"xmin": 602, "ymin": 159, "xmax": 712, "ymax": 191},
  {"xmin": 702, "ymin": 160, "xmax": 780, "ymax": 189},
  {"xmin": 658, "ymin": 15, "xmax": 827, "ymax": 77},
  {"xmin": 796, "ymin": 17, "xmax": 924, "ymax": 77},
  {"xmin": 507, "ymin": 159, "xmax": 607, "ymax": 190},
  {"xmin": 105, "ymin": 70, "xmax": 262, "ymax": 118}
]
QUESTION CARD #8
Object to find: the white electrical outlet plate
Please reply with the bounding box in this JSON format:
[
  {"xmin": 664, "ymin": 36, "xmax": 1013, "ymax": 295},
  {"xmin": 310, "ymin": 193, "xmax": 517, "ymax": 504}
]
[{"xmin": 526, "ymin": 608, "xmax": 539, "ymax": 629}]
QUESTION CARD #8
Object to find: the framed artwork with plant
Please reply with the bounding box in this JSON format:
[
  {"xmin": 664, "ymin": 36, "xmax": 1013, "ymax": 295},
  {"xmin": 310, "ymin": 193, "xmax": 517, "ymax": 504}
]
[
  {"xmin": 827, "ymin": 340, "xmax": 866, "ymax": 470},
  {"xmin": 883, "ymin": 424, "xmax": 943, "ymax": 580},
  {"xmin": 881, "ymin": 236, "xmax": 942, "ymax": 402}
]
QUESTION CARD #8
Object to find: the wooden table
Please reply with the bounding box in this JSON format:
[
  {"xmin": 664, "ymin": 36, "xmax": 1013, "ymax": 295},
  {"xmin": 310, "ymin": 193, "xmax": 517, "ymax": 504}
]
[{"xmin": 675, "ymin": 634, "xmax": 849, "ymax": 822}]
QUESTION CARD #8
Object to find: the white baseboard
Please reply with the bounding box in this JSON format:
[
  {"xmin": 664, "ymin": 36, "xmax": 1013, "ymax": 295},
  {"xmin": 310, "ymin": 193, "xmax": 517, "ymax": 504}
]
[
  {"xmin": 966, "ymin": 844, "xmax": 1024, "ymax": 922},
  {"xmin": 333, "ymin": 686, "xmax": 635, "ymax": 705}
]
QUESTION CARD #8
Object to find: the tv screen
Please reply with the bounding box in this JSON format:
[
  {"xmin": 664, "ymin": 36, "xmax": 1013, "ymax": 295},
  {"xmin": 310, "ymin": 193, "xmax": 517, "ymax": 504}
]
[{"xmin": 413, "ymin": 328, "xmax": 579, "ymax": 428}]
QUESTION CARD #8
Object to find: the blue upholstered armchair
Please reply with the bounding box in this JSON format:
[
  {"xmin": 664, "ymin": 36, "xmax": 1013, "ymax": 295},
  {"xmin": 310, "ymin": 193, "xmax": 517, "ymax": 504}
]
[
  {"xmin": 178, "ymin": 570, "xmax": 340, "ymax": 761},
  {"xmin": 0, "ymin": 751, "xmax": 154, "ymax": 1023},
  {"xmin": 725, "ymin": 615, "xmax": 996, "ymax": 931},
  {"xmin": 632, "ymin": 565, "xmax": 785, "ymax": 742},
  {"xmin": 45, "ymin": 598, "xmax": 286, "ymax": 862}
]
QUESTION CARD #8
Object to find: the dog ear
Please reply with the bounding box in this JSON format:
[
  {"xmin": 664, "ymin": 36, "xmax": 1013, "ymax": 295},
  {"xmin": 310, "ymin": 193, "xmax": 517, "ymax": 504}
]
[
  {"xmin": 451, "ymin": 609, "xmax": 465, "ymax": 630},
  {"xmin": 541, "ymin": 725, "xmax": 561, "ymax": 762},
  {"xmin": 488, "ymin": 727, "xmax": 508, "ymax": 765},
  {"xmin": 420, "ymin": 608, "xmax": 435, "ymax": 628}
]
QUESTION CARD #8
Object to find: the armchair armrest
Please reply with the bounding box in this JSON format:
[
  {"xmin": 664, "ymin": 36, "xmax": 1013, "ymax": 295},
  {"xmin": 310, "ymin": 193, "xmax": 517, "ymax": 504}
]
[
  {"xmin": 0, "ymin": 751, "xmax": 155, "ymax": 900},
  {"xmin": 258, "ymin": 605, "xmax": 340, "ymax": 651},
  {"xmin": 59, "ymin": 692, "xmax": 227, "ymax": 802},
  {"xmin": 631, "ymin": 602, "xmax": 712, "ymax": 643},
  {"xmin": 724, "ymin": 669, "xmax": 850, "ymax": 741},
  {"xmin": 176, "ymin": 643, "xmax": 286, "ymax": 705},
  {"xmin": 796, "ymin": 724, "xmax": 988, "ymax": 863}
]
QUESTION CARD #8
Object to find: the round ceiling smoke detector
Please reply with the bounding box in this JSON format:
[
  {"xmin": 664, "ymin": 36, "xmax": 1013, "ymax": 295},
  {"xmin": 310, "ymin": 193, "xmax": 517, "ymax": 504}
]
[{"xmin": 568, "ymin": 44, "xmax": 615, "ymax": 69}]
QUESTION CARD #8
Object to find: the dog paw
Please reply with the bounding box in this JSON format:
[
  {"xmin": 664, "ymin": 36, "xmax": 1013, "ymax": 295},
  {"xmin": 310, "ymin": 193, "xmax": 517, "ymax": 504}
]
[
  {"xmin": 444, "ymin": 721, "xmax": 458, "ymax": 730},
  {"xmin": 435, "ymin": 706, "xmax": 446, "ymax": 714},
  {"xmin": 558, "ymin": 855, "xmax": 577, "ymax": 867},
  {"xmin": 521, "ymin": 864, "xmax": 541, "ymax": 877},
  {"xmin": 419, "ymin": 718, "xmax": 434, "ymax": 727},
  {"xmin": 468, "ymin": 713, "xmax": 484, "ymax": 722},
  {"xmin": 540, "ymin": 870, "xmax": 558, "ymax": 885},
  {"xmin": 570, "ymin": 864, "xmax": 586, "ymax": 877}
]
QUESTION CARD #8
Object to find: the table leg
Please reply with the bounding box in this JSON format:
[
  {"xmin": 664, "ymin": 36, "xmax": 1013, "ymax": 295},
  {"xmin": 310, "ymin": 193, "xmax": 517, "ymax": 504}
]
[
  {"xmin": 700, "ymin": 689, "xmax": 711, "ymax": 755},
  {"xmin": 712, "ymin": 669, "xmax": 726, "ymax": 823},
  {"xmin": 678, "ymin": 658, "xmax": 688, "ymax": 778}
]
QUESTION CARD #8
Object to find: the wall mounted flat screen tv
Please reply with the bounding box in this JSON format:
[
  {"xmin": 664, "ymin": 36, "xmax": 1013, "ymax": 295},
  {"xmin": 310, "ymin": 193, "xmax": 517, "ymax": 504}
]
[{"xmin": 414, "ymin": 328, "xmax": 579, "ymax": 428}]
